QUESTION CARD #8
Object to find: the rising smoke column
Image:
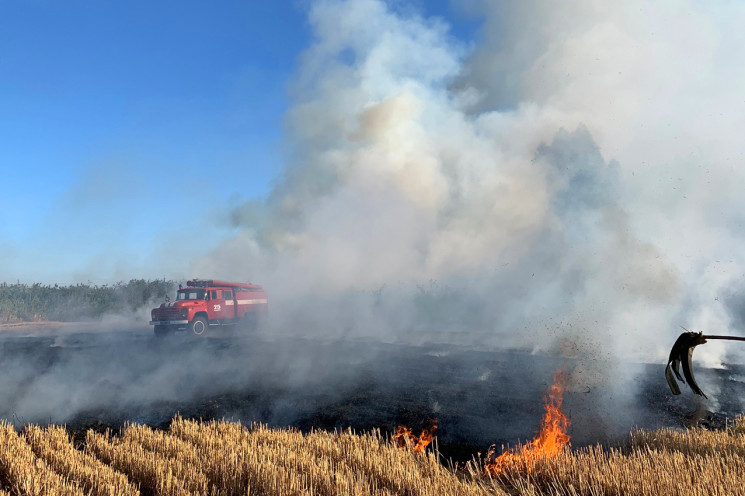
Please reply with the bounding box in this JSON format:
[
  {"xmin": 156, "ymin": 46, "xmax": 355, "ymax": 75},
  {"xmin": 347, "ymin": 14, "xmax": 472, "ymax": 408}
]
[{"xmin": 196, "ymin": 0, "xmax": 745, "ymax": 373}]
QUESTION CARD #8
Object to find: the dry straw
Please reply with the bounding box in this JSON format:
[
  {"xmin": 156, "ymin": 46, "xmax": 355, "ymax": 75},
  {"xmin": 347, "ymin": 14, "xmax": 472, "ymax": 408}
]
[
  {"xmin": 3, "ymin": 415, "xmax": 745, "ymax": 495},
  {"xmin": 23, "ymin": 424, "xmax": 140, "ymax": 496},
  {"xmin": 168, "ymin": 416, "xmax": 497, "ymax": 496},
  {"xmin": 0, "ymin": 421, "xmax": 83, "ymax": 496}
]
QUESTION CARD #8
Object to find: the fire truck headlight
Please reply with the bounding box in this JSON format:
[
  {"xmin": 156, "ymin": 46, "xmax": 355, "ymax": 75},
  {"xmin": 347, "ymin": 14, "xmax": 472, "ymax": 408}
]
[{"xmin": 181, "ymin": 308, "xmax": 188, "ymax": 318}]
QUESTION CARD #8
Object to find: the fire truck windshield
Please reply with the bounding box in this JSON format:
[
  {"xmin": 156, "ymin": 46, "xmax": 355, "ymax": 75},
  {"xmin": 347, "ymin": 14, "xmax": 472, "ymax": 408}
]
[{"xmin": 177, "ymin": 290, "xmax": 206, "ymax": 300}]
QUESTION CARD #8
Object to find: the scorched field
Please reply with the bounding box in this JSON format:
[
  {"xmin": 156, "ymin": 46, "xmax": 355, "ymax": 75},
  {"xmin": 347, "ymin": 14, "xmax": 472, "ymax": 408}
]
[{"xmin": 2, "ymin": 328, "xmax": 745, "ymax": 495}]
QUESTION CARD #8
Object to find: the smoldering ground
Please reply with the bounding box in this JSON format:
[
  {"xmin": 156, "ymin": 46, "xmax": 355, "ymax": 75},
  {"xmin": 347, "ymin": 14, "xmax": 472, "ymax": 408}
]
[{"xmin": 3, "ymin": 325, "xmax": 743, "ymax": 462}]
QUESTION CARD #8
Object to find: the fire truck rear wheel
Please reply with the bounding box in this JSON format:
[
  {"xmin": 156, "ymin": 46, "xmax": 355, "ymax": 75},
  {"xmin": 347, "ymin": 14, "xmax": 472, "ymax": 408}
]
[{"xmin": 190, "ymin": 316, "xmax": 208, "ymax": 336}]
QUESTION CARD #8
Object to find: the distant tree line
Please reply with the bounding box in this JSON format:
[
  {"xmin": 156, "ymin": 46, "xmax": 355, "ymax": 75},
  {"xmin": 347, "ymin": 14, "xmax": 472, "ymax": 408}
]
[{"xmin": 0, "ymin": 279, "xmax": 176, "ymax": 323}]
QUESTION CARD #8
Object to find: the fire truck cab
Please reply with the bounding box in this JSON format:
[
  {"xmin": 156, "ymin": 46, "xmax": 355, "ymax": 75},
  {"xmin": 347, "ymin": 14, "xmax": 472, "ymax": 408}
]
[{"xmin": 149, "ymin": 279, "xmax": 268, "ymax": 336}]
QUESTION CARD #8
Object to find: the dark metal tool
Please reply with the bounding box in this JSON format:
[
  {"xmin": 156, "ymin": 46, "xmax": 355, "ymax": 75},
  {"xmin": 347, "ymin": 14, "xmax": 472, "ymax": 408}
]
[{"xmin": 666, "ymin": 328, "xmax": 745, "ymax": 398}]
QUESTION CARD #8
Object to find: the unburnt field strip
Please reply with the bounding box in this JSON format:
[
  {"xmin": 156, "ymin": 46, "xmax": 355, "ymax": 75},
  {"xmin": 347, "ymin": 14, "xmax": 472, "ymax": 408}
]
[{"xmin": 2, "ymin": 416, "xmax": 745, "ymax": 495}]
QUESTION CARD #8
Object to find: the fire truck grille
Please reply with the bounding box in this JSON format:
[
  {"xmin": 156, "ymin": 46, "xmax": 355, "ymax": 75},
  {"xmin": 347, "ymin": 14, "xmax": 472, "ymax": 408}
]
[{"xmin": 160, "ymin": 308, "xmax": 181, "ymax": 320}]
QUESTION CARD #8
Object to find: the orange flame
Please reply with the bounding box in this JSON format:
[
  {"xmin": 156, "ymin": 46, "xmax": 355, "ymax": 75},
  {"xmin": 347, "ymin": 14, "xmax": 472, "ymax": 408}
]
[
  {"xmin": 484, "ymin": 370, "xmax": 570, "ymax": 476},
  {"xmin": 393, "ymin": 419, "xmax": 438, "ymax": 454}
]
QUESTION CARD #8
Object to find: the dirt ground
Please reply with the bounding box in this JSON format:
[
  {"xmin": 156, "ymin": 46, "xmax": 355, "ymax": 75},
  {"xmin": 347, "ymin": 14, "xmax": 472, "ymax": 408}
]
[
  {"xmin": 0, "ymin": 320, "xmax": 128, "ymax": 333},
  {"xmin": 0, "ymin": 321, "xmax": 71, "ymax": 331}
]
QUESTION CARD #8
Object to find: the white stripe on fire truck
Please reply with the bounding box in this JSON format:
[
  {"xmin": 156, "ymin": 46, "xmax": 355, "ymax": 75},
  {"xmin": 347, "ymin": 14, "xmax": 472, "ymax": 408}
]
[{"xmin": 237, "ymin": 299, "xmax": 268, "ymax": 305}]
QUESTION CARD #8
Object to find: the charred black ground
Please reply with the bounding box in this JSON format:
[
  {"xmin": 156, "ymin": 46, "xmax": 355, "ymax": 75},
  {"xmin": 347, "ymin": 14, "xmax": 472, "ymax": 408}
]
[{"xmin": 1, "ymin": 328, "xmax": 742, "ymax": 463}]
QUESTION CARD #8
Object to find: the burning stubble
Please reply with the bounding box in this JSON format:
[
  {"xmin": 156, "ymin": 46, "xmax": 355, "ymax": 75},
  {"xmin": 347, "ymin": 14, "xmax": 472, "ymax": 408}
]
[{"xmin": 483, "ymin": 370, "xmax": 571, "ymax": 476}]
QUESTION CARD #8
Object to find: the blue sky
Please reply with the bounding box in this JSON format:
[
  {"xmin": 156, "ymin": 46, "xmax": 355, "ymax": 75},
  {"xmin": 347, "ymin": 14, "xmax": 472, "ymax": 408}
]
[{"xmin": 0, "ymin": 0, "xmax": 479, "ymax": 283}]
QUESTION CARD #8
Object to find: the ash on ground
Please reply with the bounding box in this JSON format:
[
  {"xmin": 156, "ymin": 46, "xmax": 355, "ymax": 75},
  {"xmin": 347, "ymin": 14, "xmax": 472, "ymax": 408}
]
[{"xmin": 2, "ymin": 329, "xmax": 743, "ymax": 463}]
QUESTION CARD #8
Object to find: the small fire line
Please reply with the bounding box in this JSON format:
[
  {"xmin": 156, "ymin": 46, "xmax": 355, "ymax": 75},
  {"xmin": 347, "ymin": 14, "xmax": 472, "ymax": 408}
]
[
  {"xmin": 484, "ymin": 369, "xmax": 571, "ymax": 476},
  {"xmin": 392, "ymin": 418, "xmax": 438, "ymax": 454},
  {"xmin": 392, "ymin": 369, "xmax": 571, "ymax": 476}
]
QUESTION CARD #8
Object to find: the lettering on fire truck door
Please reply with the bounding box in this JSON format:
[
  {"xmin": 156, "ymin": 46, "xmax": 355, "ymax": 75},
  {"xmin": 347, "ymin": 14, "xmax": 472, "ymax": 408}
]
[{"xmin": 210, "ymin": 290, "xmax": 229, "ymax": 321}]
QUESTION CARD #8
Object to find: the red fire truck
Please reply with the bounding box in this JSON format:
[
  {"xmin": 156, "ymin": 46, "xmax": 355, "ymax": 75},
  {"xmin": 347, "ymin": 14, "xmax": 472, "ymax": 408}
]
[{"xmin": 149, "ymin": 279, "xmax": 268, "ymax": 336}]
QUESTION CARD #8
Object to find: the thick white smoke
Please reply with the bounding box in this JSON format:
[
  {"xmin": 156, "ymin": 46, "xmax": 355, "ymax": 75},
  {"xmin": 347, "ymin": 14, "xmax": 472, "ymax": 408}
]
[{"xmin": 194, "ymin": 0, "xmax": 745, "ymax": 373}]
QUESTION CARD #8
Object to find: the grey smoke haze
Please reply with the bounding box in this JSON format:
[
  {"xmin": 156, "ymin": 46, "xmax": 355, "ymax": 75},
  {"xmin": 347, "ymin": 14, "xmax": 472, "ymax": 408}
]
[{"xmin": 191, "ymin": 0, "xmax": 742, "ymax": 371}]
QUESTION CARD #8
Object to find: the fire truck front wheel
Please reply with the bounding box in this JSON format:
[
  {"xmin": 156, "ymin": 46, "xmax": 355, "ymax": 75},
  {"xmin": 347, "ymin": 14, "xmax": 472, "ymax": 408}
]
[{"xmin": 190, "ymin": 316, "xmax": 208, "ymax": 336}]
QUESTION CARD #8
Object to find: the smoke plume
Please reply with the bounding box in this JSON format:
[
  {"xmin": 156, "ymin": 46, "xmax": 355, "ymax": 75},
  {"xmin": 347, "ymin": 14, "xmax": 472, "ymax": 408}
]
[{"xmin": 193, "ymin": 0, "xmax": 745, "ymax": 373}]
